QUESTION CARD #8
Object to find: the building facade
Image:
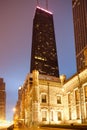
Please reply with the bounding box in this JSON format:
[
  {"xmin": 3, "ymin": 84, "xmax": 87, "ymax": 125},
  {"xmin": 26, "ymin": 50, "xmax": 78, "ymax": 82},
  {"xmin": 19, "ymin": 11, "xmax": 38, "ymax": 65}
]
[
  {"xmin": 15, "ymin": 69, "xmax": 87, "ymax": 127},
  {"xmin": 30, "ymin": 6, "xmax": 59, "ymax": 77},
  {"xmin": 72, "ymin": 0, "xmax": 87, "ymax": 71},
  {"xmin": 0, "ymin": 78, "xmax": 6, "ymax": 120}
]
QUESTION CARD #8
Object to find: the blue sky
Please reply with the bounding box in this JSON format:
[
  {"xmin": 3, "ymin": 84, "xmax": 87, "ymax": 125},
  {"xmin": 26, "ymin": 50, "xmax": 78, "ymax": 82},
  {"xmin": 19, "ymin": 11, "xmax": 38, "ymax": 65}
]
[{"xmin": 0, "ymin": 0, "xmax": 76, "ymax": 120}]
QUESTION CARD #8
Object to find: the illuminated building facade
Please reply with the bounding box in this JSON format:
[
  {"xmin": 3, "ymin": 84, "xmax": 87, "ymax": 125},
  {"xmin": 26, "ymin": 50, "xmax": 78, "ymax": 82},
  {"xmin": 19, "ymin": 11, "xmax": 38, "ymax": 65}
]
[
  {"xmin": 15, "ymin": 69, "xmax": 87, "ymax": 126},
  {"xmin": 72, "ymin": 0, "xmax": 87, "ymax": 71},
  {"xmin": 18, "ymin": 70, "xmax": 65, "ymax": 126},
  {"xmin": 13, "ymin": 87, "xmax": 22, "ymax": 122},
  {"xmin": 0, "ymin": 78, "xmax": 6, "ymax": 120},
  {"xmin": 30, "ymin": 6, "xmax": 59, "ymax": 77}
]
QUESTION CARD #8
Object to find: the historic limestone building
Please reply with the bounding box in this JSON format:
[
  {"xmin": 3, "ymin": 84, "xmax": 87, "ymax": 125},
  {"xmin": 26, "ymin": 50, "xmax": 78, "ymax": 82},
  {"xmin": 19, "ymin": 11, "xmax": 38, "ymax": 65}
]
[{"xmin": 14, "ymin": 68, "xmax": 87, "ymax": 126}]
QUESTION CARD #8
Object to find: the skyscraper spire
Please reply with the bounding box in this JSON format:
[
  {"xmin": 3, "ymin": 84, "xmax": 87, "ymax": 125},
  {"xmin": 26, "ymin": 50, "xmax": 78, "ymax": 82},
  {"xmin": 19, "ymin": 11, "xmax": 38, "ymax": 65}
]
[
  {"xmin": 46, "ymin": 0, "xmax": 48, "ymax": 10},
  {"xmin": 36, "ymin": 0, "xmax": 48, "ymax": 10},
  {"xmin": 36, "ymin": 0, "xmax": 39, "ymax": 6}
]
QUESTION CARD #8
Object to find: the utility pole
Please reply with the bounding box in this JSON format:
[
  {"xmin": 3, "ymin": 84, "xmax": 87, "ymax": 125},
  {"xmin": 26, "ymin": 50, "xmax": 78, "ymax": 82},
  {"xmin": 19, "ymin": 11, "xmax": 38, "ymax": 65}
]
[{"xmin": 36, "ymin": 0, "xmax": 39, "ymax": 6}]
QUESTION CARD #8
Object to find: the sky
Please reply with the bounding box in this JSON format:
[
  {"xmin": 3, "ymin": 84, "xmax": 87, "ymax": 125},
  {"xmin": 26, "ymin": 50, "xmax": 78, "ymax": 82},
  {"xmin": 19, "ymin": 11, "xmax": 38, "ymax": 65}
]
[{"xmin": 0, "ymin": 0, "xmax": 76, "ymax": 120}]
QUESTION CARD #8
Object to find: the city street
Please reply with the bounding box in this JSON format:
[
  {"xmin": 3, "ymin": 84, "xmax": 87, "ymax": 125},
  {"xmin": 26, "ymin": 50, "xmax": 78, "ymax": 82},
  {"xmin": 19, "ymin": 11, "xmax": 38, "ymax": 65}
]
[
  {"xmin": 13, "ymin": 126, "xmax": 86, "ymax": 130},
  {"xmin": 13, "ymin": 127, "xmax": 75, "ymax": 130}
]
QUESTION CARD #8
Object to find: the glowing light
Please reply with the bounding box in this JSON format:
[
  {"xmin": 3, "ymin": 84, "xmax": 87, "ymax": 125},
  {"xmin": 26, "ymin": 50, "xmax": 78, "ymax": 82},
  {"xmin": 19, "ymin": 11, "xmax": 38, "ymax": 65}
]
[
  {"xmin": 37, "ymin": 6, "xmax": 53, "ymax": 15},
  {"xmin": 0, "ymin": 120, "xmax": 13, "ymax": 128},
  {"xmin": 35, "ymin": 56, "xmax": 46, "ymax": 61},
  {"xmin": 19, "ymin": 86, "xmax": 22, "ymax": 90},
  {"xmin": 13, "ymin": 107, "xmax": 16, "ymax": 112}
]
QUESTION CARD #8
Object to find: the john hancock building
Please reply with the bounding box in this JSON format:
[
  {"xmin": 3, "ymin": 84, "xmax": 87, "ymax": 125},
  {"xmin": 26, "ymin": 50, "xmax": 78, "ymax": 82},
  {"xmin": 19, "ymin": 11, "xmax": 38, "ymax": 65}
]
[{"xmin": 30, "ymin": 6, "xmax": 59, "ymax": 77}]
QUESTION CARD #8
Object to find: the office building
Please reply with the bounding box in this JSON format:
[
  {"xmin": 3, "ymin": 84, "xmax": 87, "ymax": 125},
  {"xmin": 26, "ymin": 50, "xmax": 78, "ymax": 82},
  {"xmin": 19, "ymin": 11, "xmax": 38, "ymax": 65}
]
[
  {"xmin": 30, "ymin": 6, "xmax": 59, "ymax": 77},
  {"xmin": 72, "ymin": 0, "xmax": 87, "ymax": 71}
]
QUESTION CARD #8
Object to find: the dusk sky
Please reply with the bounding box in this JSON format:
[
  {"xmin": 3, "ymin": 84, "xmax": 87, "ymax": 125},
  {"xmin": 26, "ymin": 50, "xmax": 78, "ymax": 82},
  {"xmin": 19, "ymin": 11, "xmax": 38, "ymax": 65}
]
[{"xmin": 0, "ymin": 0, "xmax": 76, "ymax": 120}]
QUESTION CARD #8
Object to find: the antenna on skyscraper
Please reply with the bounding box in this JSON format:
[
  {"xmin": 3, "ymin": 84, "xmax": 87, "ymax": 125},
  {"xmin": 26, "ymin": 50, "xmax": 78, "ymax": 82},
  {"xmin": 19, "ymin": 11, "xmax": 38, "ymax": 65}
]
[
  {"xmin": 46, "ymin": 0, "xmax": 48, "ymax": 10},
  {"xmin": 36, "ymin": 0, "xmax": 39, "ymax": 6}
]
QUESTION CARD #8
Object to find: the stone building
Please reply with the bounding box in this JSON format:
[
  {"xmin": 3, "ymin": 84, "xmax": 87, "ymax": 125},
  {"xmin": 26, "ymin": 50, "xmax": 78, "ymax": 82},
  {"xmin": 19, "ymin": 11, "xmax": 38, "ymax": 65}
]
[
  {"xmin": 63, "ymin": 68, "xmax": 87, "ymax": 124},
  {"xmin": 15, "ymin": 69, "xmax": 87, "ymax": 126}
]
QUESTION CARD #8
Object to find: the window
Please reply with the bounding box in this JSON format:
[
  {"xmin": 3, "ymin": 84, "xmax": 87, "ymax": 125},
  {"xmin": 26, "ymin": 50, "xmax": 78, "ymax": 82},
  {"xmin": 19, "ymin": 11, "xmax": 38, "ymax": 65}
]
[
  {"xmin": 86, "ymin": 103, "xmax": 87, "ymax": 118},
  {"xmin": 76, "ymin": 105, "xmax": 80, "ymax": 119},
  {"xmin": 75, "ymin": 89, "xmax": 80, "ymax": 104},
  {"xmin": 41, "ymin": 94, "xmax": 47, "ymax": 103},
  {"xmin": 50, "ymin": 111, "xmax": 53, "ymax": 121},
  {"xmin": 68, "ymin": 93, "xmax": 71, "ymax": 104},
  {"xmin": 84, "ymin": 86, "xmax": 87, "ymax": 102},
  {"xmin": 69, "ymin": 107, "xmax": 72, "ymax": 120},
  {"xmin": 57, "ymin": 96, "xmax": 61, "ymax": 104},
  {"xmin": 42, "ymin": 111, "xmax": 47, "ymax": 121},
  {"xmin": 57, "ymin": 111, "xmax": 62, "ymax": 121}
]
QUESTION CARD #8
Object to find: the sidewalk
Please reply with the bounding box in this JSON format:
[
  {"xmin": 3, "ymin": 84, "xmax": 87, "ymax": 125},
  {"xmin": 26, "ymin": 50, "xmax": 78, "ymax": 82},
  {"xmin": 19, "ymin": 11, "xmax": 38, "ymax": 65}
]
[
  {"xmin": 13, "ymin": 124, "xmax": 87, "ymax": 130},
  {"xmin": 40, "ymin": 124, "xmax": 87, "ymax": 129}
]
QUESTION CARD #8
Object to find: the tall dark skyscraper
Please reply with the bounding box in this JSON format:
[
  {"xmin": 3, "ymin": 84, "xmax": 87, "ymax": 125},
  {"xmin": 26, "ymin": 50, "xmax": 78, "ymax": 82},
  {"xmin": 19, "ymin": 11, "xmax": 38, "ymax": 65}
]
[
  {"xmin": 72, "ymin": 0, "xmax": 87, "ymax": 72},
  {"xmin": 30, "ymin": 6, "xmax": 59, "ymax": 77}
]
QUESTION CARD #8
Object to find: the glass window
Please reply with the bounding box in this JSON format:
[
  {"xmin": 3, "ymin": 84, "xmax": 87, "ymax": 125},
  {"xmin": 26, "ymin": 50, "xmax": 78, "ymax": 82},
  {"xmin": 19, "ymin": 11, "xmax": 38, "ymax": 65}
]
[
  {"xmin": 57, "ymin": 111, "xmax": 62, "ymax": 121},
  {"xmin": 75, "ymin": 89, "xmax": 80, "ymax": 104},
  {"xmin": 76, "ymin": 105, "xmax": 80, "ymax": 119},
  {"xmin": 68, "ymin": 93, "xmax": 71, "ymax": 104},
  {"xmin": 41, "ymin": 94, "xmax": 47, "ymax": 103},
  {"xmin": 86, "ymin": 103, "xmax": 87, "ymax": 118},
  {"xmin": 42, "ymin": 111, "xmax": 47, "ymax": 121},
  {"xmin": 57, "ymin": 96, "xmax": 61, "ymax": 104},
  {"xmin": 69, "ymin": 107, "xmax": 72, "ymax": 120},
  {"xmin": 84, "ymin": 86, "xmax": 87, "ymax": 102},
  {"xmin": 50, "ymin": 111, "xmax": 53, "ymax": 121}
]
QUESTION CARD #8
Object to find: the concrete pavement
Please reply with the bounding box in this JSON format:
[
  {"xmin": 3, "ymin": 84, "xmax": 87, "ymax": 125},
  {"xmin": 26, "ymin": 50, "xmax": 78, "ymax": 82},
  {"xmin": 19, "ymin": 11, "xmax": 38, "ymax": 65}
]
[{"xmin": 13, "ymin": 125, "xmax": 87, "ymax": 130}]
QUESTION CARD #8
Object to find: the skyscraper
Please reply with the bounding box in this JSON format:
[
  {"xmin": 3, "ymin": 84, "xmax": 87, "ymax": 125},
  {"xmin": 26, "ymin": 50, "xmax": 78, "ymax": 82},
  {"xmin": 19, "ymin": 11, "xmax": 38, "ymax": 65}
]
[
  {"xmin": 30, "ymin": 6, "xmax": 59, "ymax": 77},
  {"xmin": 0, "ymin": 78, "xmax": 6, "ymax": 120},
  {"xmin": 72, "ymin": 0, "xmax": 87, "ymax": 72}
]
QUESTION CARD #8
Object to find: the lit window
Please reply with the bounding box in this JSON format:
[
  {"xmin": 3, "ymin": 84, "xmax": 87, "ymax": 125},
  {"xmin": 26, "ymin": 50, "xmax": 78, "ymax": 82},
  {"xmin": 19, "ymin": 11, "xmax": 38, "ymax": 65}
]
[
  {"xmin": 42, "ymin": 110, "xmax": 47, "ymax": 121},
  {"xmin": 41, "ymin": 94, "xmax": 47, "ymax": 103},
  {"xmin": 57, "ymin": 96, "xmax": 61, "ymax": 104},
  {"xmin": 36, "ymin": 24, "xmax": 39, "ymax": 28}
]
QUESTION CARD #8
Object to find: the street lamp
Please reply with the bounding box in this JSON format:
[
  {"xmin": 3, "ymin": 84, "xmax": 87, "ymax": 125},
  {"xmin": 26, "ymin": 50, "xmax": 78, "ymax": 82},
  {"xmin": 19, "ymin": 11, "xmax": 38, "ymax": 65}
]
[{"xmin": 13, "ymin": 107, "xmax": 16, "ymax": 113}]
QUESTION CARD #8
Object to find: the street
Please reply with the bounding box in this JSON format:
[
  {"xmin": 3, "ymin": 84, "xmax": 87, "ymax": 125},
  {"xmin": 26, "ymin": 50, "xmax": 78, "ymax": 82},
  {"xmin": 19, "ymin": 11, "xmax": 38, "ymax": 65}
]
[
  {"xmin": 13, "ymin": 126, "xmax": 81, "ymax": 130},
  {"xmin": 13, "ymin": 128, "xmax": 75, "ymax": 130}
]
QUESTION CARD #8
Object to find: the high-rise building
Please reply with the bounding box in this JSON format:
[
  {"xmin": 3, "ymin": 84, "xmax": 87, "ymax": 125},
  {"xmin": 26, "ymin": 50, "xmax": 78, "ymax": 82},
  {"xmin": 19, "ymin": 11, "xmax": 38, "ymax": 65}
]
[
  {"xmin": 0, "ymin": 78, "xmax": 6, "ymax": 120},
  {"xmin": 72, "ymin": 0, "xmax": 87, "ymax": 72},
  {"xmin": 30, "ymin": 6, "xmax": 59, "ymax": 77}
]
